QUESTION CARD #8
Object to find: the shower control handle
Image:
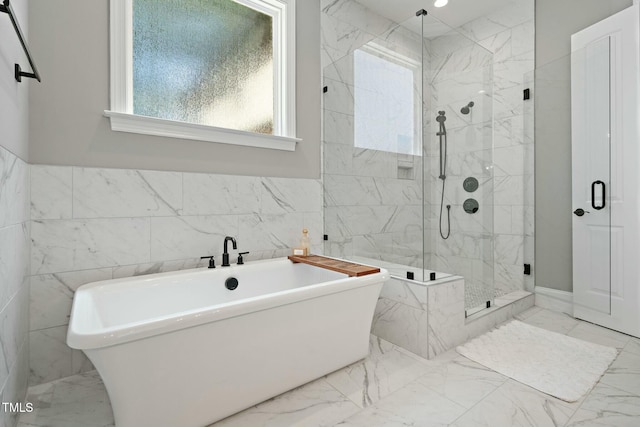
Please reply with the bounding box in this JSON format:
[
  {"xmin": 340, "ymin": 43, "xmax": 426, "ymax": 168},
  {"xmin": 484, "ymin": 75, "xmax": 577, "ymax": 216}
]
[{"xmin": 573, "ymin": 208, "xmax": 590, "ymax": 217}]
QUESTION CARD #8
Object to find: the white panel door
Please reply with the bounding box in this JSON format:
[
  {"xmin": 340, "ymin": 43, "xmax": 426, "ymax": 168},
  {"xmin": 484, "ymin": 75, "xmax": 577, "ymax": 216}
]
[
  {"xmin": 571, "ymin": 36, "xmax": 611, "ymax": 315},
  {"xmin": 572, "ymin": 5, "xmax": 640, "ymax": 338}
]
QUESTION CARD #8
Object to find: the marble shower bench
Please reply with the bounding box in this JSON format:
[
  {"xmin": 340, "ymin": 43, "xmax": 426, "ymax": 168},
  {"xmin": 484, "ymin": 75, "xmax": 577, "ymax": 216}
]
[{"xmin": 372, "ymin": 275, "xmax": 534, "ymax": 359}]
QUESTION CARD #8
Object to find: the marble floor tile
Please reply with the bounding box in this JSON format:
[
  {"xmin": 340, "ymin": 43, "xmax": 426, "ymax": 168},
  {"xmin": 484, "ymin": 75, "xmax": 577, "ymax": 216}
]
[
  {"xmin": 519, "ymin": 308, "xmax": 581, "ymax": 334},
  {"xmin": 512, "ymin": 305, "xmax": 542, "ymax": 321},
  {"xmin": 566, "ymin": 408, "xmax": 640, "ymax": 427},
  {"xmin": 567, "ymin": 321, "xmax": 631, "ymax": 349},
  {"xmin": 18, "ymin": 308, "xmax": 640, "ymax": 427},
  {"xmin": 423, "ymin": 348, "xmax": 461, "ymax": 366},
  {"xmin": 210, "ymin": 378, "xmax": 360, "ymax": 427},
  {"xmin": 20, "ymin": 382, "xmax": 54, "ymax": 413},
  {"xmin": 450, "ymin": 379, "xmax": 578, "ymax": 427},
  {"xmin": 624, "ymin": 337, "xmax": 640, "ymax": 356},
  {"xmin": 18, "ymin": 371, "xmax": 113, "ymax": 427},
  {"xmin": 336, "ymin": 380, "xmax": 468, "ymax": 427},
  {"xmin": 565, "ymin": 382, "xmax": 640, "ymax": 427},
  {"xmin": 323, "ymin": 335, "xmax": 432, "ymax": 408},
  {"xmin": 416, "ymin": 355, "xmax": 508, "ymax": 409},
  {"xmin": 599, "ymin": 350, "xmax": 640, "ymax": 396}
]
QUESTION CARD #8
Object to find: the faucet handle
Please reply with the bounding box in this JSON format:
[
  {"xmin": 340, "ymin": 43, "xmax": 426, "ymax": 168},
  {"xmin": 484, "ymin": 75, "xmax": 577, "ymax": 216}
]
[
  {"xmin": 200, "ymin": 256, "xmax": 215, "ymax": 269},
  {"xmin": 237, "ymin": 252, "xmax": 249, "ymax": 265}
]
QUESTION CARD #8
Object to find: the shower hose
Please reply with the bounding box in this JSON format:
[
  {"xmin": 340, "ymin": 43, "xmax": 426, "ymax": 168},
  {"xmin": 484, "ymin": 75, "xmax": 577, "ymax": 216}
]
[{"xmin": 439, "ymin": 179, "xmax": 451, "ymax": 240}]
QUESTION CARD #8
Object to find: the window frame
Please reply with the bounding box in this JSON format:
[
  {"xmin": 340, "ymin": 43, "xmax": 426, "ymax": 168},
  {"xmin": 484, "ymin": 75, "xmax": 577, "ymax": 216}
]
[
  {"xmin": 105, "ymin": 0, "xmax": 299, "ymax": 151},
  {"xmin": 353, "ymin": 42, "xmax": 422, "ymax": 156}
]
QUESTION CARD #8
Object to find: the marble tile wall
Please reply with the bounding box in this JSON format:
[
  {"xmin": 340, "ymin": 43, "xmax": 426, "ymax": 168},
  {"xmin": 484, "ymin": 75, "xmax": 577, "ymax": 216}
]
[
  {"xmin": 455, "ymin": 0, "xmax": 535, "ymax": 297},
  {"xmin": 322, "ymin": 0, "xmax": 535, "ymax": 304},
  {"xmin": 320, "ymin": 0, "xmax": 398, "ymax": 69},
  {"xmin": 426, "ymin": 28, "xmax": 495, "ymax": 305},
  {"xmin": 0, "ymin": 145, "xmax": 31, "ymax": 427},
  {"xmin": 28, "ymin": 165, "xmax": 323, "ymax": 386}
]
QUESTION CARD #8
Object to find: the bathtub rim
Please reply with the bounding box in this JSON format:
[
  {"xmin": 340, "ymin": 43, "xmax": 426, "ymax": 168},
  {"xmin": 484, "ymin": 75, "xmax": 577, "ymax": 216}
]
[{"xmin": 67, "ymin": 257, "xmax": 389, "ymax": 351}]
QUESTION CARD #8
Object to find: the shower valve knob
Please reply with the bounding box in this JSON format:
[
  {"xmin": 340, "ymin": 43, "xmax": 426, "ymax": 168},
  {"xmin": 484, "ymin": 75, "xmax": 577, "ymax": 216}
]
[{"xmin": 573, "ymin": 208, "xmax": 589, "ymax": 217}]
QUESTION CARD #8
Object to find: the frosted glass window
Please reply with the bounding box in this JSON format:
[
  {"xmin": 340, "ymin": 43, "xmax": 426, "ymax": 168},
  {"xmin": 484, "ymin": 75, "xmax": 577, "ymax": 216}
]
[
  {"xmin": 354, "ymin": 49, "xmax": 417, "ymax": 155},
  {"xmin": 133, "ymin": 0, "xmax": 274, "ymax": 134}
]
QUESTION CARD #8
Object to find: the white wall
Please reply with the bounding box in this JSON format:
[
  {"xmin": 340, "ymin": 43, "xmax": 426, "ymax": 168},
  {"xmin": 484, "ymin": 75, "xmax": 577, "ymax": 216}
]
[
  {"xmin": 28, "ymin": 0, "xmax": 321, "ymax": 179},
  {"xmin": 0, "ymin": 0, "xmax": 31, "ymax": 424}
]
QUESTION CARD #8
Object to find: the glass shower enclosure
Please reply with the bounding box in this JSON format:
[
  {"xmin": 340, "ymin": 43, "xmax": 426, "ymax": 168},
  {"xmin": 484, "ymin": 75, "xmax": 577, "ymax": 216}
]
[{"xmin": 322, "ymin": 12, "xmax": 495, "ymax": 313}]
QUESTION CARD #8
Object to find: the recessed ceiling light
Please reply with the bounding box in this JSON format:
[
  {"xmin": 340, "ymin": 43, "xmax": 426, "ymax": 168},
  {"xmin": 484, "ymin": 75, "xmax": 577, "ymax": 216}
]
[{"xmin": 434, "ymin": 0, "xmax": 448, "ymax": 7}]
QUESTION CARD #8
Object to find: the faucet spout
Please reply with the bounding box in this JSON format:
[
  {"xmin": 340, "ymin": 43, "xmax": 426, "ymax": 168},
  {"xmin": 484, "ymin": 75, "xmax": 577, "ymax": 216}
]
[
  {"xmin": 222, "ymin": 236, "xmax": 237, "ymax": 267},
  {"xmin": 224, "ymin": 236, "xmax": 237, "ymax": 252}
]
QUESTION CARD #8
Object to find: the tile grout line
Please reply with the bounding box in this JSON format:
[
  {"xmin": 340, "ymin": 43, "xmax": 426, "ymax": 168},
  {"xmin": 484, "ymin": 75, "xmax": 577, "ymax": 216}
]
[
  {"xmin": 321, "ymin": 375, "xmax": 364, "ymax": 414},
  {"xmin": 559, "ymin": 374, "xmax": 612, "ymax": 426},
  {"xmin": 412, "ymin": 350, "xmax": 511, "ymax": 423},
  {"xmin": 445, "ymin": 380, "xmax": 506, "ymax": 427}
]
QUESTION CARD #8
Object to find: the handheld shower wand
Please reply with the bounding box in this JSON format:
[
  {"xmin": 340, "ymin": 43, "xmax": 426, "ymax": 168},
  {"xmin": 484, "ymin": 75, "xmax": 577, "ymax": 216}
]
[
  {"xmin": 436, "ymin": 111, "xmax": 451, "ymax": 240},
  {"xmin": 436, "ymin": 111, "xmax": 447, "ymax": 180}
]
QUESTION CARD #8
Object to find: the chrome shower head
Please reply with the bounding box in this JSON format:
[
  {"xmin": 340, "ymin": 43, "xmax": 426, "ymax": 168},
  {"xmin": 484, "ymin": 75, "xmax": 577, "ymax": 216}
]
[
  {"xmin": 460, "ymin": 101, "xmax": 475, "ymax": 115},
  {"xmin": 436, "ymin": 110, "xmax": 446, "ymax": 123}
]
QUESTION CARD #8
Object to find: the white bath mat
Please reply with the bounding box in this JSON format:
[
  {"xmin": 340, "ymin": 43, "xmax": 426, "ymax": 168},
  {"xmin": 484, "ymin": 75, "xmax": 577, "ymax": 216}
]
[{"xmin": 456, "ymin": 320, "xmax": 617, "ymax": 402}]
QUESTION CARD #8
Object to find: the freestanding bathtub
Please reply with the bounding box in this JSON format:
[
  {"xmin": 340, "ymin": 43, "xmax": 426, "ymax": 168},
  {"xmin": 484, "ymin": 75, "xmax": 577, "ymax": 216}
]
[{"xmin": 67, "ymin": 257, "xmax": 388, "ymax": 427}]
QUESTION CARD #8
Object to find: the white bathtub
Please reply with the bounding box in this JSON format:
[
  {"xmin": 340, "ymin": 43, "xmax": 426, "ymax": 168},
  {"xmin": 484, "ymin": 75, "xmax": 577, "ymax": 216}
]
[{"xmin": 67, "ymin": 257, "xmax": 388, "ymax": 427}]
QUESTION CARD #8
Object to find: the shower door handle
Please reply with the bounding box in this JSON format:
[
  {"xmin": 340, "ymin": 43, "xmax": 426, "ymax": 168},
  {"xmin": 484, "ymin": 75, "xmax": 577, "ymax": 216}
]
[{"xmin": 591, "ymin": 180, "xmax": 606, "ymax": 210}]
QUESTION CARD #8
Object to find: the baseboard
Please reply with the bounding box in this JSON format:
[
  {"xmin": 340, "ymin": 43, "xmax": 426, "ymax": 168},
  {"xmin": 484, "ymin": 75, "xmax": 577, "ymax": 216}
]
[{"xmin": 534, "ymin": 286, "xmax": 573, "ymax": 315}]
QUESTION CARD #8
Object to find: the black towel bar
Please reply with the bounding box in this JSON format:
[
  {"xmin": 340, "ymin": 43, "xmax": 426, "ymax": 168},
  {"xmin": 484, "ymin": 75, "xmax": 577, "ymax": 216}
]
[{"xmin": 0, "ymin": 0, "xmax": 41, "ymax": 82}]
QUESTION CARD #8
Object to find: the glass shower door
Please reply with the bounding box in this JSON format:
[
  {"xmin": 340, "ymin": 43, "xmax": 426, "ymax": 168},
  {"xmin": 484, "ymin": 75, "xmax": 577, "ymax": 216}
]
[
  {"xmin": 322, "ymin": 14, "xmax": 426, "ymax": 276},
  {"xmin": 322, "ymin": 10, "xmax": 497, "ymax": 311},
  {"xmin": 421, "ymin": 14, "xmax": 495, "ymax": 311}
]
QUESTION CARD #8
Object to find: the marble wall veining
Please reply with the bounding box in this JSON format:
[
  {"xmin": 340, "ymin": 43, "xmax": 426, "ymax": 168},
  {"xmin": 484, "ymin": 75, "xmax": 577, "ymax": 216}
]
[
  {"xmin": 322, "ymin": 0, "xmax": 534, "ymax": 304},
  {"xmin": 320, "ymin": 0, "xmax": 398, "ymax": 69},
  {"xmin": 425, "ymin": 26, "xmax": 495, "ymax": 307},
  {"xmin": 0, "ymin": 146, "xmax": 31, "ymax": 427},
  {"xmin": 1, "ymin": 0, "xmax": 31, "ymax": 423},
  {"xmin": 460, "ymin": 0, "xmax": 535, "ymax": 297},
  {"xmin": 28, "ymin": 165, "xmax": 323, "ymax": 385},
  {"xmin": 322, "ymin": 1, "xmax": 426, "ymax": 270},
  {"xmin": 422, "ymin": 0, "xmax": 535, "ymax": 302}
]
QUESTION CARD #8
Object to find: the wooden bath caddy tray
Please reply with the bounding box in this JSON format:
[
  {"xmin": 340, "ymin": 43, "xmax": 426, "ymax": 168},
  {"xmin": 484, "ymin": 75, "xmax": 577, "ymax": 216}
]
[{"xmin": 288, "ymin": 255, "xmax": 380, "ymax": 277}]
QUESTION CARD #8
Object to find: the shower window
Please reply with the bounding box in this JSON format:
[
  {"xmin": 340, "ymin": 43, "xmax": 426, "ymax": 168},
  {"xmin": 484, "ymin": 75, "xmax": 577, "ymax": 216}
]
[
  {"xmin": 354, "ymin": 44, "xmax": 421, "ymax": 155},
  {"xmin": 105, "ymin": 0, "xmax": 298, "ymax": 151}
]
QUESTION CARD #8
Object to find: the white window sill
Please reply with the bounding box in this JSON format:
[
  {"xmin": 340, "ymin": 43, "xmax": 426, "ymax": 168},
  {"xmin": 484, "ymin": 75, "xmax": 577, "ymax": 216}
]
[{"xmin": 104, "ymin": 111, "xmax": 300, "ymax": 151}]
